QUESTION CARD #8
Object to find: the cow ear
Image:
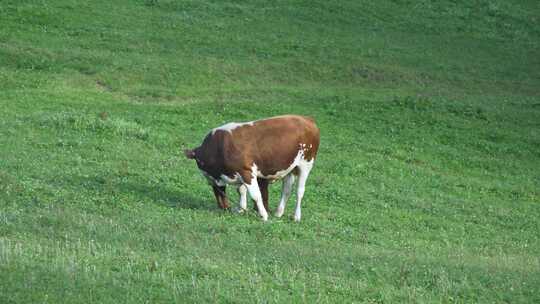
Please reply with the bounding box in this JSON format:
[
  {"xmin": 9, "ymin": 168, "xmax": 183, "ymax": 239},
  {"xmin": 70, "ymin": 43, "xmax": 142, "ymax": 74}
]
[{"xmin": 184, "ymin": 149, "xmax": 196, "ymax": 159}]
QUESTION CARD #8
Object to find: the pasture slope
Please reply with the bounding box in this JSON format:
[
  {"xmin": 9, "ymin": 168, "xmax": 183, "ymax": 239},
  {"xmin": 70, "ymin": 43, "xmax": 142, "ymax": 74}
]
[{"xmin": 1, "ymin": 0, "xmax": 539, "ymax": 303}]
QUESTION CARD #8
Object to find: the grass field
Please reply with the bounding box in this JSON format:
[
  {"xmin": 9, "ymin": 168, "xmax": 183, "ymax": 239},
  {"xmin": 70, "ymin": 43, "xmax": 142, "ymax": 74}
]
[{"xmin": 1, "ymin": 0, "xmax": 540, "ymax": 302}]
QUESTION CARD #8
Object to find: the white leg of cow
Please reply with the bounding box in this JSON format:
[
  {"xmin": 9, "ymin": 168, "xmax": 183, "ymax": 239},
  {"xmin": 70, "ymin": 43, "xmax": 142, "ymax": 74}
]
[
  {"xmin": 233, "ymin": 184, "xmax": 248, "ymax": 213},
  {"xmin": 275, "ymin": 173, "xmax": 295, "ymax": 218},
  {"xmin": 245, "ymin": 180, "xmax": 268, "ymax": 221},
  {"xmin": 294, "ymin": 161, "xmax": 313, "ymax": 222}
]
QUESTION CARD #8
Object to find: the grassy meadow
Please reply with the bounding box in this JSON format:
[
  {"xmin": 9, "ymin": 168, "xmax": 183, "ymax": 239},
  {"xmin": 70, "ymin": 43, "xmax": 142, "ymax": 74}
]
[{"xmin": 1, "ymin": 0, "xmax": 540, "ymax": 302}]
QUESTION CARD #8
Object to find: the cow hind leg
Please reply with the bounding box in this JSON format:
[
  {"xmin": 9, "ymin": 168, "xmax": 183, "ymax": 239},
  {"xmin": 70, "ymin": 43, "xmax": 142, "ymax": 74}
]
[
  {"xmin": 275, "ymin": 173, "xmax": 295, "ymax": 218},
  {"xmin": 294, "ymin": 160, "xmax": 314, "ymax": 222}
]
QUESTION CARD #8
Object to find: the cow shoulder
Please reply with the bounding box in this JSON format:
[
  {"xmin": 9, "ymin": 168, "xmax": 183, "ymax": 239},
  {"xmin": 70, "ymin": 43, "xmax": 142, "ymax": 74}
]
[{"xmin": 214, "ymin": 129, "xmax": 247, "ymax": 174}]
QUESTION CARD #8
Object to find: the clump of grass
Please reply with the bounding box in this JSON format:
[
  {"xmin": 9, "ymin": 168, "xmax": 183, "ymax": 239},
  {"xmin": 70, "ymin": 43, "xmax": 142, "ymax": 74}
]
[
  {"xmin": 39, "ymin": 111, "xmax": 149, "ymax": 140},
  {"xmin": 144, "ymin": 0, "xmax": 158, "ymax": 7},
  {"xmin": 392, "ymin": 95, "xmax": 433, "ymax": 112}
]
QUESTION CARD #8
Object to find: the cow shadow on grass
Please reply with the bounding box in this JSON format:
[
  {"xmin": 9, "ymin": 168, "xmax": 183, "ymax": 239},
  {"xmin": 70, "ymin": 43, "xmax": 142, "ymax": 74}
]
[
  {"xmin": 67, "ymin": 175, "xmax": 216, "ymax": 211},
  {"xmin": 120, "ymin": 181, "xmax": 214, "ymax": 211}
]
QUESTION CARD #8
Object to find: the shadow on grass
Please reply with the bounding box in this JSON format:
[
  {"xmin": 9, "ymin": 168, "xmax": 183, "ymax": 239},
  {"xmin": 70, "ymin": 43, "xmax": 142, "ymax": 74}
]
[
  {"xmin": 120, "ymin": 181, "xmax": 214, "ymax": 211},
  {"xmin": 67, "ymin": 174, "xmax": 216, "ymax": 211}
]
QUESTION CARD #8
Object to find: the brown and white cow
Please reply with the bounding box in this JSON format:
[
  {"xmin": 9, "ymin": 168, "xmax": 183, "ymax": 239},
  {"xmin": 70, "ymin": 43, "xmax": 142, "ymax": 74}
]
[{"xmin": 184, "ymin": 115, "xmax": 320, "ymax": 221}]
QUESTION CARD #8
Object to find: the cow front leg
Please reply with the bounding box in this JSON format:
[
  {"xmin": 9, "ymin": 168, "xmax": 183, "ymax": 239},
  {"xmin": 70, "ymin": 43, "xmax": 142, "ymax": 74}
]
[
  {"xmin": 245, "ymin": 181, "xmax": 268, "ymax": 221},
  {"xmin": 234, "ymin": 184, "xmax": 248, "ymax": 213},
  {"xmin": 240, "ymin": 165, "xmax": 268, "ymax": 221},
  {"xmin": 212, "ymin": 185, "xmax": 229, "ymax": 209},
  {"xmin": 255, "ymin": 178, "xmax": 270, "ymax": 213},
  {"xmin": 243, "ymin": 169, "xmax": 268, "ymax": 222}
]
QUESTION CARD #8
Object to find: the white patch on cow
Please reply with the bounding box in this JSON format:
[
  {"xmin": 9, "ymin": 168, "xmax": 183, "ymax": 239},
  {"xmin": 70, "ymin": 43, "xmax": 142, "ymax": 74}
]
[
  {"xmin": 212, "ymin": 121, "xmax": 254, "ymax": 135},
  {"xmin": 200, "ymin": 170, "xmax": 243, "ymax": 187},
  {"xmin": 255, "ymin": 149, "xmax": 305, "ymax": 180},
  {"xmin": 219, "ymin": 173, "xmax": 243, "ymax": 185},
  {"xmin": 211, "ymin": 115, "xmax": 300, "ymax": 136}
]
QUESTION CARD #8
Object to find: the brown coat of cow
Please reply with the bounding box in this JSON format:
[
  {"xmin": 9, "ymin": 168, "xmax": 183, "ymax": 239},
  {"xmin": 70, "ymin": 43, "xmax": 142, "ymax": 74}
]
[{"xmin": 185, "ymin": 115, "xmax": 319, "ymax": 221}]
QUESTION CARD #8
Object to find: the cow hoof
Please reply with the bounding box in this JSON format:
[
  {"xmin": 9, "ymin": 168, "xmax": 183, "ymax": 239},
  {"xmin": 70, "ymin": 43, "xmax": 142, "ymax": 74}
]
[{"xmin": 233, "ymin": 207, "xmax": 246, "ymax": 214}]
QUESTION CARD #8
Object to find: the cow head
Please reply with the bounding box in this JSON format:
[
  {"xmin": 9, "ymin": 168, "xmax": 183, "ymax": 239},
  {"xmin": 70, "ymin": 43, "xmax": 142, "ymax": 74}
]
[
  {"xmin": 184, "ymin": 146, "xmax": 229, "ymax": 209},
  {"xmin": 184, "ymin": 147, "xmax": 205, "ymax": 168},
  {"xmin": 184, "ymin": 149, "xmax": 196, "ymax": 159}
]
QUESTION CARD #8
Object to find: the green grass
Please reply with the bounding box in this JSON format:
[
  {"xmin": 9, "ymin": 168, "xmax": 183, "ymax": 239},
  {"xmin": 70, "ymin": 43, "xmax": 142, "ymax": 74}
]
[{"xmin": 1, "ymin": 0, "xmax": 540, "ymax": 302}]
